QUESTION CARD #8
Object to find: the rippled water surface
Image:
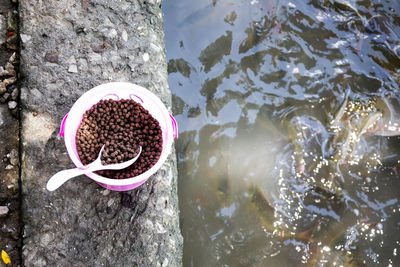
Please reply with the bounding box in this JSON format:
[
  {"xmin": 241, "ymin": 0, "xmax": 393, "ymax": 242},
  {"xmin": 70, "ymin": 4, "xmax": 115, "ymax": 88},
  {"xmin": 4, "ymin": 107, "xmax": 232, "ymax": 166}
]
[{"xmin": 163, "ymin": 0, "xmax": 400, "ymax": 265}]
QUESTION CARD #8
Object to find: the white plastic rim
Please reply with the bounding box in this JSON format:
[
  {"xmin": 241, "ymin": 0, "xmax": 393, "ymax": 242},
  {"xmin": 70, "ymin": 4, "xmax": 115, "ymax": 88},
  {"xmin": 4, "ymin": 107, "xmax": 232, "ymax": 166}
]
[{"xmin": 63, "ymin": 82, "xmax": 173, "ymax": 186}]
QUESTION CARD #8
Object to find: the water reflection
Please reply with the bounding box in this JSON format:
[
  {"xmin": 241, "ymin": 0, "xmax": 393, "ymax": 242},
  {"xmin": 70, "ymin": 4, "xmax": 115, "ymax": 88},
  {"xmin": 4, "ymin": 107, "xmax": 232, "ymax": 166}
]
[{"xmin": 163, "ymin": 0, "xmax": 400, "ymax": 265}]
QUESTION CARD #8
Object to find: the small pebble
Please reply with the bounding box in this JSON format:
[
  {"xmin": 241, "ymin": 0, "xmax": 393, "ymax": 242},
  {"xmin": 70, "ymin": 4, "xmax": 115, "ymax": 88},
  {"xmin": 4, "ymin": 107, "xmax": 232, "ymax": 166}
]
[
  {"xmin": 88, "ymin": 53, "xmax": 102, "ymax": 63},
  {"xmin": 9, "ymin": 52, "xmax": 16, "ymax": 64},
  {"xmin": 3, "ymin": 63, "xmax": 15, "ymax": 76},
  {"xmin": 0, "ymin": 67, "xmax": 9, "ymax": 77},
  {"xmin": 11, "ymin": 88, "xmax": 18, "ymax": 100},
  {"xmin": 44, "ymin": 50, "xmax": 59, "ymax": 63},
  {"xmin": 107, "ymin": 199, "xmax": 115, "ymax": 207},
  {"xmin": 8, "ymin": 100, "xmax": 17, "ymax": 109},
  {"xmin": 121, "ymin": 30, "xmax": 128, "ymax": 42},
  {"xmin": 101, "ymin": 189, "xmax": 110, "ymax": 196},
  {"xmin": 68, "ymin": 64, "xmax": 78, "ymax": 73},
  {"xmin": 107, "ymin": 28, "xmax": 118, "ymax": 38},
  {"xmin": 4, "ymin": 77, "xmax": 16, "ymax": 85},
  {"xmin": 3, "ymin": 92, "xmax": 10, "ymax": 100},
  {"xmin": 66, "ymin": 56, "xmax": 77, "ymax": 65},
  {"xmin": 5, "ymin": 164, "xmax": 13, "ymax": 170},
  {"xmin": 0, "ymin": 82, "xmax": 6, "ymax": 94},
  {"xmin": 7, "ymin": 11, "xmax": 16, "ymax": 31},
  {"xmin": 0, "ymin": 206, "xmax": 9, "ymax": 216},
  {"xmin": 8, "ymin": 149, "xmax": 18, "ymax": 165},
  {"xmin": 20, "ymin": 34, "xmax": 31, "ymax": 43},
  {"xmin": 6, "ymin": 39, "xmax": 17, "ymax": 50},
  {"xmin": 5, "ymin": 62, "xmax": 14, "ymax": 72}
]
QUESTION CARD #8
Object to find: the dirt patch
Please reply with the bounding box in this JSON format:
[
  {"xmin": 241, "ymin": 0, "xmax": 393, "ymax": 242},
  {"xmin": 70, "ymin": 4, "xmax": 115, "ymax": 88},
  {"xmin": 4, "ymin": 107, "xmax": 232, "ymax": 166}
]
[{"xmin": 0, "ymin": 0, "xmax": 20, "ymax": 266}]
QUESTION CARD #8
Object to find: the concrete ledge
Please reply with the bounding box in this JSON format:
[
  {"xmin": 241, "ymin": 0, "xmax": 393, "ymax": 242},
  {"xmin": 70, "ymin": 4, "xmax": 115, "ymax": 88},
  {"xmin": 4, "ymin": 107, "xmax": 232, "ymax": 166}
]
[{"xmin": 19, "ymin": 0, "xmax": 182, "ymax": 266}]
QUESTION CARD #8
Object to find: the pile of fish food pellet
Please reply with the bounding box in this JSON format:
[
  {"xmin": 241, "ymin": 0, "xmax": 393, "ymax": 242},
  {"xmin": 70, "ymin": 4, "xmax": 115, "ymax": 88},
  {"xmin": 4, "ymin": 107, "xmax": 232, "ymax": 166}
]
[{"xmin": 75, "ymin": 98, "xmax": 163, "ymax": 179}]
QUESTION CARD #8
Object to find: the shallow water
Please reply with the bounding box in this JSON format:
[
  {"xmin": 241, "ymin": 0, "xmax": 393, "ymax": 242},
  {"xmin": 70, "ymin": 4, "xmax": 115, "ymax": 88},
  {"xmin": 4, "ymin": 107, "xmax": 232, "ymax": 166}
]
[{"xmin": 163, "ymin": 0, "xmax": 400, "ymax": 266}]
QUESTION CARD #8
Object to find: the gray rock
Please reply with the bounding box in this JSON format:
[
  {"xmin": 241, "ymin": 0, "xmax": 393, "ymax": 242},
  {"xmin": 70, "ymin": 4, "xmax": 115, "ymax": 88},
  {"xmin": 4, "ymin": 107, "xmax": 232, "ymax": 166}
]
[
  {"xmin": 6, "ymin": 34, "xmax": 17, "ymax": 50},
  {"xmin": 66, "ymin": 56, "xmax": 77, "ymax": 65},
  {"xmin": 4, "ymin": 77, "xmax": 16, "ymax": 86},
  {"xmin": 11, "ymin": 88, "xmax": 18, "ymax": 100},
  {"xmin": 0, "ymin": 206, "xmax": 9, "ymax": 216},
  {"xmin": 67, "ymin": 64, "xmax": 78, "ymax": 73},
  {"xmin": 3, "ymin": 92, "xmax": 10, "ymax": 100},
  {"xmin": 143, "ymin": 53, "xmax": 150, "ymax": 62},
  {"xmin": 8, "ymin": 149, "xmax": 18, "ymax": 166},
  {"xmin": 7, "ymin": 11, "xmax": 17, "ymax": 32},
  {"xmin": 106, "ymin": 28, "xmax": 118, "ymax": 39},
  {"xmin": 5, "ymin": 164, "xmax": 13, "ymax": 170},
  {"xmin": 88, "ymin": 53, "xmax": 102, "ymax": 63},
  {"xmin": 0, "ymin": 67, "xmax": 9, "ymax": 77},
  {"xmin": 0, "ymin": 15, "xmax": 6, "ymax": 46},
  {"xmin": 20, "ymin": 34, "xmax": 31, "ymax": 43},
  {"xmin": 8, "ymin": 100, "xmax": 17, "ymax": 110},
  {"xmin": 0, "ymin": 82, "xmax": 5, "ymax": 94},
  {"xmin": 44, "ymin": 50, "xmax": 59, "ymax": 63},
  {"xmin": 9, "ymin": 52, "xmax": 16, "ymax": 64},
  {"xmin": 19, "ymin": 0, "xmax": 183, "ymax": 266},
  {"xmin": 78, "ymin": 58, "xmax": 88, "ymax": 71},
  {"xmin": 121, "ymin": 30, "xmax": 128, "ymax": 42},
  {"xmin": 101, "ymin": 189, "xmax": 110, "ymax": 196},
  {"xmin": 5, "ymin": 62, "xmax": 15, "ymax": 73}
]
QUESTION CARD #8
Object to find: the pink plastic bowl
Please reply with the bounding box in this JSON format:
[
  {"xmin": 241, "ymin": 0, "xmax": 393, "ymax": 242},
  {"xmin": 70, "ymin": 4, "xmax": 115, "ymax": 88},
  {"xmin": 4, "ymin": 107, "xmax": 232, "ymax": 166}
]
[{"xmin": 59, "ymin": 82, "xmax": 178, "ymax": 191}]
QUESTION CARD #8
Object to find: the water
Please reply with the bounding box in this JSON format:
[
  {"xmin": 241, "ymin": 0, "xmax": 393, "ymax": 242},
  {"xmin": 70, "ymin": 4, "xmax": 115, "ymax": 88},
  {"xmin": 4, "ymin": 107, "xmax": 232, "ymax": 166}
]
[{"xmin": 163, "ymin": 0, "xmax": 400, "ymax": 265}]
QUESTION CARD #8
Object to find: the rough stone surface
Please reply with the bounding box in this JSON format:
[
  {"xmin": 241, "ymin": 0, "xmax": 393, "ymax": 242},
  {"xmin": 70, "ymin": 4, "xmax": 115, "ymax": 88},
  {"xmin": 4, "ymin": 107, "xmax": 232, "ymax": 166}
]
[{"xmin": 19, "ymin": 0, "xmax": 182, "ymax": 266}]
